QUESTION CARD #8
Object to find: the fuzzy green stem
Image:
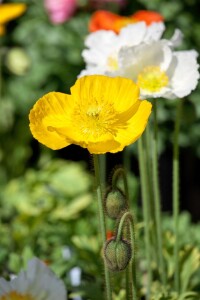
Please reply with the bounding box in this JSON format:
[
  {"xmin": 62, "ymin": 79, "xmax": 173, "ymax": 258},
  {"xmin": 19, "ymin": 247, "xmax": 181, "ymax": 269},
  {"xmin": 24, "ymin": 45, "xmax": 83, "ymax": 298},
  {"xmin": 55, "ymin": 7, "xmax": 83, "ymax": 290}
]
[
  {"xmin": 173, "ymin": 100, "xmax": 182, "ymax": 292},
  {"xmin": 112, "ymin": 168, "xmax": 136, "ymax": 300},
  {"xmin": 144, "ymin": 126, "xmax": 154, "ymax": 223},
  {"xmin": 152, "ymin": 99, "xmax": 166, "ymax": 285},
  {"xmin": 99, "ymin": 154, "xmax": 106, "ymax": 189},
  {"xmin": 116, "ymin": 212, "xmax": 137, "ymax": 300},
  {"xmin": 138, "ymin": 138, "xmax": 152, "ymax": 298},
  {"xmin": 144, "ymin": 128, "xmax": 158, "ymax": 267},
  {"xmin": 112, "ymin": 168, "xmax": 129, "ymax": 202},
  {"xmin": 93, "ymin": 155, "xmax": 112, "ymax": 300}
]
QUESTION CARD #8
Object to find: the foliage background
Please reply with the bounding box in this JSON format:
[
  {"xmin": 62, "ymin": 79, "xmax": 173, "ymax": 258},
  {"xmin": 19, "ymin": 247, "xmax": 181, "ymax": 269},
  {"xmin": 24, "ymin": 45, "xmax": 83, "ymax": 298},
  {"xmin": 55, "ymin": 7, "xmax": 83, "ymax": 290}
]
[{"xmin": 0, "ymin": 0, "xmax": 200, "ymax": 299}]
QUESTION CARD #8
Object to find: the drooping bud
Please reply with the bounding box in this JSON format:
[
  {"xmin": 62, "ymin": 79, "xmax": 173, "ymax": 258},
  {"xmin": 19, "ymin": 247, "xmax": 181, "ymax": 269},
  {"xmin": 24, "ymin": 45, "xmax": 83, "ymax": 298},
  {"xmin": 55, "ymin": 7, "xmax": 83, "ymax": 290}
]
[
  {"xmin": 104, "ymin": 188, "xmax": 127, "ymax": 219},
  {"xmin": 104, "ymin": 238, "xmax": 132, "ymax": 272}
]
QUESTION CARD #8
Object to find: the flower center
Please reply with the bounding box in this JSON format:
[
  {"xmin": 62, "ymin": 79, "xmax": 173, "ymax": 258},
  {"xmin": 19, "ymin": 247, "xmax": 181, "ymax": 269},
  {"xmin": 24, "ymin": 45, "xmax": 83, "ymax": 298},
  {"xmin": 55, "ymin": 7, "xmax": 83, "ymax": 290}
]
[
  {"xmin": 137, "ymin": 66, "xmax": 169, "ymax": 92},
  {"xmin": 0, "ymin": 291, "xmax": 34, "ymax": 300},
  {"xmin": 74, "ymin": 99, "xmax": 120, "ymax": 140},
  {"xmin": 107, "ymin": 55, "xmax": 118, "ymax": 71}
]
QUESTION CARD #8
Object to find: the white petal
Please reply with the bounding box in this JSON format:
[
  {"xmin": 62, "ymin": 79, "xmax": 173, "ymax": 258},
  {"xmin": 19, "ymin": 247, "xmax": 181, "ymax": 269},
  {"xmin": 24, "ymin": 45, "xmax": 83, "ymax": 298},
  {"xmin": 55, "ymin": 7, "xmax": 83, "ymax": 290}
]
[
  {"xmin": 118, "ymin": 41, "xmax": 173, "ymax": 79},
  {"xmin": 82, "ymin": 30, "xmax": 118, "ymax": 65},
  {"xmin": 144, "ymin": 22, "xmax": 165, "ymax": 42},
  {"xmin": 140, "ymin": 87, "xmax": 171, "ymax": 99},
  {"xmin": 119, "ymin": 22, "xmax": 146, "ymax": 46},
  {"xmin": 27, "ymin": 258, "xmax": 67, "ymax": 300},
  {"xmin": 0, "ymin": 278, "xmax": 11, "ymax": 295},
  {"xmin": 170, "ymin": 29, "xmax": 183, "ymax": 47},
  {"xmin": 168, "ymin": 50, "xmax": 199, "ymax": 98},
  {"xmin": 78, "ymin": 66, "xmax": 106, "ymax": 77},
  {"xmin": 11, "ymin": 271, "xmax": 28, "ymax": 293}
]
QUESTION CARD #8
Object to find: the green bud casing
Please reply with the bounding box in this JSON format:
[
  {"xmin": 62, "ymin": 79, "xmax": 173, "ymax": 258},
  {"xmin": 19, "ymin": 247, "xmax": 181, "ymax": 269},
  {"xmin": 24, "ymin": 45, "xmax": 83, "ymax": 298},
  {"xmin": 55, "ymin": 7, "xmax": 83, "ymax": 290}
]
[
  {"xmin": 104, "ymin": 238, "xmax": 132, "ymax": 272},
  {"xmin": 104, "ymin": 188, "xmax": 127, "ymax": 219}
]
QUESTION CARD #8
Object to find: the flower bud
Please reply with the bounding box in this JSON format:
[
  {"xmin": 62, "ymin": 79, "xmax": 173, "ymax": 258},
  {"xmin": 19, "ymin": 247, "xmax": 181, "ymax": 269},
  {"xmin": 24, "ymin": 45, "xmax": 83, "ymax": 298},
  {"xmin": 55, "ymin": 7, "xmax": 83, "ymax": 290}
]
[
  {"xmin": 104, "ymin": 238, "xmax": 132, "ymax": 272},
  {"xmin": 104, "ymin": 188, "xmax": 127, "ymax": 219}
]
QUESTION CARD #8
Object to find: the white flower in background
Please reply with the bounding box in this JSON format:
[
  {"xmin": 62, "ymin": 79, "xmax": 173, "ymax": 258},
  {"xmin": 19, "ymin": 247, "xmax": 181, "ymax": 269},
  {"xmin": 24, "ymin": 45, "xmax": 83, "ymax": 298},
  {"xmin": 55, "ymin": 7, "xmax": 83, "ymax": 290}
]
[
  {"xmin": 80, "ymin": 21, "xmax": 199, "ymax": 99},
  {"xmin": 117, "ymin": 41, "xmax": 199, "ymax": 99},
  {"xmin": 80, "ymin": 21, "xmax": 166, "ymax": 75},
  {"xmin": 0, "ymin": 258, "xmax": 67, "ymax": 300}
]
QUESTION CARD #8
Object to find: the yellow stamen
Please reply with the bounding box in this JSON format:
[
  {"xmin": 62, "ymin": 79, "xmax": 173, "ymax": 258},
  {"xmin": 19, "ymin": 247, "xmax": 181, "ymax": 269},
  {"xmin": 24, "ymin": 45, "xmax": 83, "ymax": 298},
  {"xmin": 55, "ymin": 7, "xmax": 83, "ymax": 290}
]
[
  {"xmin": 137, "ymin": 66, "xmax": 169, "ymax": 92},
  {"xmin": 0, "ymin": 291, "xmax": 34, "ymax": 300},
  {"xmin": 73, "ymin": 98, "xmax": 119, "ymax": 139},
  {"xmin": 107, "ymin": 56, "xmax": 118, "ymax": 71}
]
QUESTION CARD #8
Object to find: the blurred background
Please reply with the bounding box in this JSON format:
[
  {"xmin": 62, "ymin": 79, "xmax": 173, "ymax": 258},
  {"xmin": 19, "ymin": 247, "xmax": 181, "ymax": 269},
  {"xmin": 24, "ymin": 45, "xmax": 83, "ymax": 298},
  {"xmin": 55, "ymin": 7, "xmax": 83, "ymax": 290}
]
[{"xmin": 0, "ymin": 0, "xmax": 200, "ymax": 298}]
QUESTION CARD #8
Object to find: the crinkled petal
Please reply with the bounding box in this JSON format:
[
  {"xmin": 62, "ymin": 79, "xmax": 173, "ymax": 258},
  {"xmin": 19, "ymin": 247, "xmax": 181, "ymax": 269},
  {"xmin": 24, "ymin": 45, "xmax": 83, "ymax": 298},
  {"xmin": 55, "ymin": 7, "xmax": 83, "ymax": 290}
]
[
  {"xmin": 0, "ymin": 258, "xmax": 66, "ymax": 300},
  {"xmin": 170, "ymin": 29, "xmax": 183, "ymax": 48},
  {"xmin": 78, "ymin": 66, "xmax": 106, "ymax": 77},
  {"xmin": 118, "ymin": 41, "xmax": 173, "ymax": 79},
  {"xmin": 139, "ymin": 87, "xmax": 171, "ymax": 99},
  {"xmin": 27, "ymin": 258, "xmax": 66, "ymax": 300},
  {"xmin": 71, "ymin": 75, "xmax": 140, "ymax": 112},
  {"xmin": 144, "ymin": 22, "xmax": 165, "ymax": 42},
  {"xmin": 119, "ymin": 22, "xmax": 147, "ymax": 46},
  {"xmin": 114, "ymin": 100, "xmax": 152, "ymax": 148},
  {"xmin": 11, "ymin": 272, "xmax": 27, "ymax": 293},
  {"xmin": 82, "ymin": 30, "xmax": 118, "ymax": 66},
  {"xmin": 87, "ymin": 139, "xmax": 121, "ymax": 154},
  {"xmin": 168, "ymin": 50, "xmax": 199, "ymax": 98},
  {"xmin": 0, "ymin": 279, "xmax": 11, "ymax": 295},
  {"xmin": 29, "ymin": 92, "xmax": 72, "ymax": 150}
]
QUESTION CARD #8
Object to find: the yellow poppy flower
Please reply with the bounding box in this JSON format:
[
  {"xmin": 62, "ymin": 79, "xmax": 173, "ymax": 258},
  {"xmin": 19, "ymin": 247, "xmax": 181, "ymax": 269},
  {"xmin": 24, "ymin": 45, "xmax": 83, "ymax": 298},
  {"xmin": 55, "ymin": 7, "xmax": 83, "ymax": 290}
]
[
  {"xmin": 29, "ymin": 75, "xmax": 152, "ymax": 154},
  {"xmin": 0, "ymin": 3, "xmax": 26, "ymax": 36}
]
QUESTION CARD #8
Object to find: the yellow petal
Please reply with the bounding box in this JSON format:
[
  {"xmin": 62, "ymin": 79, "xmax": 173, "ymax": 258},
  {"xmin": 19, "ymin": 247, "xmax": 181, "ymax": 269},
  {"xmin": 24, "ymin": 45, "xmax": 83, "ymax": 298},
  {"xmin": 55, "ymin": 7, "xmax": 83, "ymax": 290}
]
[
  {"xmin": 87, "ymin": 139, "xmax": 121, "ymax": 154},
  {"xmin": 70, "ymin": 75, "xmax": 140, "ymax": 112},
  {"xmin": 0, "ymin": 4, "xmax": 26, "ymax": 24},
  {"xmin": 29, "ymin": 92, "xmax": 72, "ymax": 150},
  {"xmin": 29, "ymin": 76, "xmax": 152, "ymax": 154},
  {"xmin": 114, "ymin": 100, "xmax": 152, "ymax": 148}
]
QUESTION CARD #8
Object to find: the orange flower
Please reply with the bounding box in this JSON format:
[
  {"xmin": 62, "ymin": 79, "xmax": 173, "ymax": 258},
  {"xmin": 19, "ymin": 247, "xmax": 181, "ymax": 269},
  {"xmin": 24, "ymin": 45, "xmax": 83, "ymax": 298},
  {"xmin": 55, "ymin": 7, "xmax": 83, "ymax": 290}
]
[
  {"xmin": 132, "ymin": 10, "xmax": 164, "ymax": 26},
  {"xmin": 89, "ymin": 10, "xmax": 120, "ymax": 32},
  {"xmin": 89, "ymin": 9, "xmax": 163, "ymax": 33}
]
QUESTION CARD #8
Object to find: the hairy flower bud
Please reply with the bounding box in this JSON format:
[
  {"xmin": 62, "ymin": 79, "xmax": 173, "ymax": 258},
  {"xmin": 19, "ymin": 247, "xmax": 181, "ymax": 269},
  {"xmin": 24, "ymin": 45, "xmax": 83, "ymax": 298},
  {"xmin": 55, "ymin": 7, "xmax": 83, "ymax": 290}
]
[
  {"xmin": 104, "ymin": 238, "xmax": 132, "ymax": 272},
  {"xmin": 104, "ymin": 188, "xmax": 127, "ymax": 219}
]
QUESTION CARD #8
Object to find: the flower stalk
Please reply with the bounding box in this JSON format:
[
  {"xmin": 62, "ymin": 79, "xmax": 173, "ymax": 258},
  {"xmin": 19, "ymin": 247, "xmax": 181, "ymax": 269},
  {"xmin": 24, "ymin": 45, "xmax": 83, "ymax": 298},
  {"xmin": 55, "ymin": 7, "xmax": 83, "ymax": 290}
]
[
  {"xmin": 137, "ymin": 137, "xmax": 152, "ymax": 298},
  {"xmin": 116, "ymin": 211, "xmax": 137, "ymax": 300},
  {"xmin": 173, "ymin": 100, "xmax": 182, "ymax": 292},
  {"xmin": 152, "ymin": 99, "xmax": 166, "ymax": 285},
  {"xmin": 93, "ymin": 154, "xmax": 112, "ymax": 300},
  {"xmin": 111, "ymin": 168, "xmax": 137, "ymax": 300}
]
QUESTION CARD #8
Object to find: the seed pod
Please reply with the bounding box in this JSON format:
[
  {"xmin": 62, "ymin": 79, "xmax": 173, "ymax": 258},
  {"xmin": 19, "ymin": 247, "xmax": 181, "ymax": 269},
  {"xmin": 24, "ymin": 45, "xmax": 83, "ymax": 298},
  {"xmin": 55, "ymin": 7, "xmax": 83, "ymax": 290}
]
[
  {"xmin": 104, "ymin": 188, "xmax": 127, "ymax": 219},
  {"xmin": 104, "ymin": 238, "xmax": 132, "ymax": 272}
]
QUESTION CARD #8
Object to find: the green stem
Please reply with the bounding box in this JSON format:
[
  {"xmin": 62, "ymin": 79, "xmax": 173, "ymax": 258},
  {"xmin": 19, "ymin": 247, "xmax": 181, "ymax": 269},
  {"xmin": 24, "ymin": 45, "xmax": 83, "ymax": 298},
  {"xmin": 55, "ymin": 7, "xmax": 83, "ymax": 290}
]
[
  {"xmin": 112, "ymin": 167, "xmax": 129, "ymax": 202},
  {"xmin": 116, "ymin": 212, "xmax": 137, "ymax": 300},
  {"xmin": 99, "ymin": 154, "xmax": 106, "ymax": 189},
  {"xmin": 152, "ymin": 99, "xmax": 166, "ymax": 285},
  {"xmin": 112, "ymin": 168, "xmax": 137, "ymax": 300},
  {"xmin": 144, "ymin": 126, "xmax": 154, "ymax": 223},
  {"xmin": 93, "ymin": 155, "xmax": 112, "ymax": 300},
  {"xmin": 144, "ymin": 128, "xmax": 158, "ymax": 267},
  {"xmin": 173, "ymin": 100, "xmax": 182, "ymax": 292},
  {"xmin": 137, "ymin": 138, "xmax": 152, "ymax": 298}
]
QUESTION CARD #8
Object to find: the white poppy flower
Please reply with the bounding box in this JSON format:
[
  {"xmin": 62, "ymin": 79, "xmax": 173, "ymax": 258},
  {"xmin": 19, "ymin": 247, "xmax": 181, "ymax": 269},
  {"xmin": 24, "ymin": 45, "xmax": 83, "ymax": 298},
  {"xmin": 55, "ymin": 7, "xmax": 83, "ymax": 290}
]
[
  {"xmin": 0, "ymin": 258, "xmax": 67, "ymax": 300},
  {"xmin": 80, "ymin": 21, "xmax": 199, "ymax": 99},
  {"xmin": 117, "ymin": 41, "xmax": 199, "ymax": 99},
  {"xmin": 80, "ymin": 21, "xmax": 166, "ymax": 76}
]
